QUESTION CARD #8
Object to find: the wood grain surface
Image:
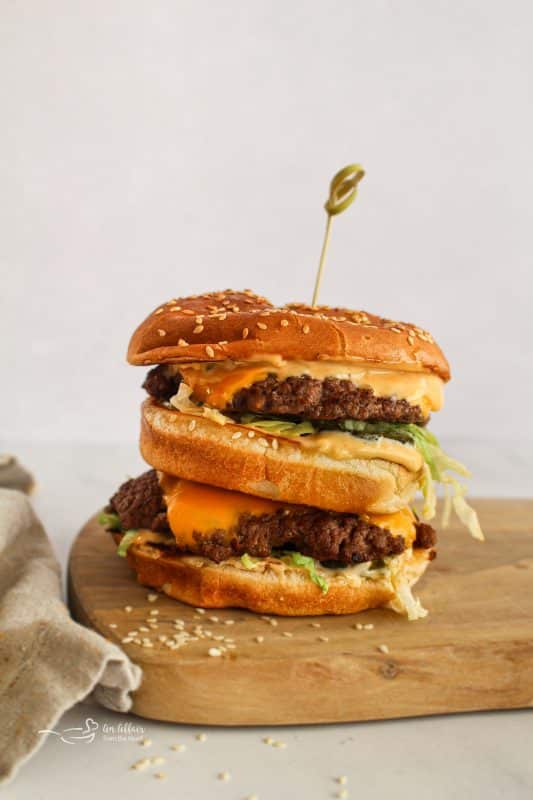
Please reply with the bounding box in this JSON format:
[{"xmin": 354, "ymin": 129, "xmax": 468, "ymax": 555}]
[{"xmin": 68, "ymin": 500, "xmax": 533, "ymax": 726}]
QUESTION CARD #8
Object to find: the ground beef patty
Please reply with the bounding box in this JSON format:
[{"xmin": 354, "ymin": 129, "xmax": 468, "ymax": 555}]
[
  {"xmin": 143, "ymin": 366, "xmax": 426, "ymax": 424},
  {"xmin": 142, "ymin": 366, "xmax": 181, "ymax": 401},
  {"xmin": 106, "ymin": 471, "xmax": 436, "ymax": 565},
  {"xmin": 230, "ymin": 374, "xmax": 426, "ymax": 424}
]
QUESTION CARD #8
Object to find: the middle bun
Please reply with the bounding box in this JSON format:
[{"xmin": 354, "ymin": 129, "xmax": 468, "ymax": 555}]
[{"xmin": 140, "ymin": 398, "xmax": 421, "ymax": 514}]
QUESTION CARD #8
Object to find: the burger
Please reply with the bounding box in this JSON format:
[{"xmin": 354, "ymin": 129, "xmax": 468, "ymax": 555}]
[{"xmin": 99, "ymin": 289, "xmax": 482, "ymax": 618}]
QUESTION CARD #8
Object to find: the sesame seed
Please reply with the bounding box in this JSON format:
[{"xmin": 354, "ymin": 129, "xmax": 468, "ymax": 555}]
[
  {"xmin": 196, "ymin": 733, "xmax": 207, "ymax": 742},
  {"xmin": 303, "ymin": 324, "xmax": 310, "ymax": 334},
  {"xmin": 269, "ymin": 619, "xmax": 278, "ymax": 627},
  {"xmin": 151, "ymin": 756, "xmax": 166, "ymax": 765},
  {"xmin": 257, "ymin": 322, "xmax": 267, "ymax": 330},
  {"xmin": 311, "ymin": 622, "xmax": 321, "ymax": 628},
  {"xmin": 157, "ymin": 329, "xmax": 166, "ymax": 336},
  {"xmin": 147, "ymin": 593, "xmax": 158, "ymax": 603},
  {"xmin": 363, "ymin": 624, "xmax": 374, "ymax": 630},
  {"xmin": 140, "ymin": 738, "xmax": 152, "ymax": 747},
  {"xmin": 242, "ymin": 327, "xmax": 249, "ymax": 339},
  {"xmin": 205, "ymin": 345, "xmax": 215, "ymax": 357},
  {"xmin": 378, "ymin": 644, "xmax": 390, "ymax": 654},
  {"xmin": 208, "ymin": 647, "xmax": 222, "ymax": 657},
  {"xmin": 131, "ymin": 758, "xmax": 150, "ymax": 770},
  {"xmin": 218, "ymin": 771, "xmax": 231, "ymax": 781},
  {"xmin": 255, "ymin": 636, "xmax": 264, "ymax": 643},
  {"xmin": 153, "ymin": 772, "xmax": 166, "ymax": 780},
  {"xmin": 142, "ymin": 641, "xmax": 154, "ymax": 648},
  {"xmin": 318, "ymin": 636, "xmax": 329, "ymax": 642},
  {"xmin": 354, "ymin": 623, "xmax": 363, "ymax": 630},
  {"xmin": 149, "ymin": 608, "xmax": 159, "ymax": 615},
  {"xmin": 178, "ymin": 338, "xmax": 188, "ymax": 346},
  {"xmin": 195, "ymin": 315, "xmax": 203, "ymax": 324},
  {"xmin": 188, "ymin": 420, "xmax": 197, "ymax": 431},
  {"xmin": 247, "ymin": 431, "xmax": 255, "ymax": 438},
  {"xmin": 154, "ymin": 308, "xmax": 164, "ymax": 315},
  {"xmin": 195, "ymin": 608, "xmax": 206, "ymax": 614},
  {"xmin": 170, "ymin": 306, "xmax": 181, "ymax": 312},
  {"xmin": 282, "ymin": 632, "xmax": 293, "ymax": 638},
  {"xmin": 108, "ymin": 623, "xmax": 117, "ymax": 628},
  {"xmin": 182, "ymin": 309, "xmax": 194, "ymax": 315},
  {"xmin": 124, "ymin": 605, "xmax": 133, "ymax": 613},
  {"xmin": 257, "ymin": 437, "xmax": 269, "ymax": 447},
  {"xmin": 272, "ymin": 741, "xmax": 286, "ymax": 748},
  {"xmin": 121, "ymin": 637, "xmax": 133, "ymax": 644},
  {"xmin": 263, "ymin": 736, "xmax": 274, "ymax": 744},
  {"xmin": 224, "ymin": 619, "xmax": 235, "ymax": 625},
  {"xmin": 193, "ymin": 324, "xmax": 204, "ymax": 334},
  {"xmin": 209, "ymin": 616, "xmax": 219, "ymax": 623},
  {"xmin": 232, "ymin": 431, "xmax": 242, "ymax": 440},
  {"xmin": 336, "ymin": 791, "xmax": 348, "ymax": 799},
  {"xmin": 337, "ymin": 776, "xmax": 348, "ymax": 785},
  {"xmin": 271, "ymin": 438, "xmax": 279, "ymax": 450},
  {"xmin": 170, "ymin": 744, "xmax": 186, "ymax": 752},
  {"xmin": 280, "ymin": 319, "xmax": 289, "ymax": 327},
  {"xmin": 139, "ymin": 626, "xmax": 150, "ymax": 632}
]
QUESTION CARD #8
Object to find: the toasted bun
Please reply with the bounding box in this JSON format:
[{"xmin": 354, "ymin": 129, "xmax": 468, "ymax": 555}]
[
  {"xmin": 140, "ymin": 398, "xmax": 420, "ymax": 514},
  {"xmin": 127, "ymin": 290, "xmax": 450, "ymax": 380},
  {"xmin": 117, "ymin": 538, "xmax": 432, "ymax": 616}
]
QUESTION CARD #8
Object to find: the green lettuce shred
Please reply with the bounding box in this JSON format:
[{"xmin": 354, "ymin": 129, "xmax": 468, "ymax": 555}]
[
  {"xmin": 240, "ymin": 553, "xmax": 257, "ymax": 569},
  {"xmin": 98, "ymin": 511, "xmax": 121, "ymax": 531},
  {"xmin": 282, "ymin": 551, "xmax": 329, "ymax": 594},
  {"xmin": 117, "ymin": 530, "xmax": 139, "ymax": 557},
  {"xmin": 239, "ymin": 414, "xmax": 315, "ymax": 437}
]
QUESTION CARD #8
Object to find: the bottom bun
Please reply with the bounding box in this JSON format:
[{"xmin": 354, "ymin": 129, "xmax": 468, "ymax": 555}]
[{"xmin": 120, "ymin": 538, "xmax": 432, "ymax": 617}]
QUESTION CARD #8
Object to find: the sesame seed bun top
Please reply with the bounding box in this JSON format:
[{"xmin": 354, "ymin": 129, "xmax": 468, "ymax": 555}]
[{"xmin": 127, "ymin": 289, "xmax": 450, "ymax": 381}]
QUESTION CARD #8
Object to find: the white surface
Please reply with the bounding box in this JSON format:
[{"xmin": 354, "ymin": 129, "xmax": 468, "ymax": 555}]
[
  {"xmin": 1, "ymin": 0, "xmax": 533, "ymax": 444},
  {"xmin": 3, "ymin": 441, "xmax": 532, "ymax": 798}
]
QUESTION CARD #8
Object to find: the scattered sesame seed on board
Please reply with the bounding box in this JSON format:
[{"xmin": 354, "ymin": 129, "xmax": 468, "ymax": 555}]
[
  {"xmin": 139, "ymin": 738, "xmax": 152, "ymax": 747},
  {"xmin": 378, "ymin": 644, "xmax": 390, "ymax": 654},
  {"xmin": 263, "ymin": 736, "xmax": 274, "ymax": 744},
  {"xmin": 254, "ymin": 636, "xmax": 264, "ymax": 643},
  {"xmin": 151, "ymin": 756, "xmax": 166, "ymax": 765},
  {"xmin": 318, "ymin": 636, "xmax": 329, "ymax": 642},
  {"xmin": 364, "ymin": 623, "xmax": 374, "ymax": 630},
  {"xmin": 282, "ymin": 632, "xmax": 293, "ymax": 638},
  {"xmin": 337, "ymin": 776, "xmax": 348, "ymax": 785},
  {"xmin": 272, "ymin": 740, "xmax": 287, "ymax": 748},
  {"xmin": 149, "ymin": 608, "xmax": 159, "ymax": 615},
  {"xmin": 218, "ymin": 771, "xmax": 231, "ymax": 781},
  {"xmin": 195, "ymin": 608, "xmax": 206, "ymax": 614},
  {"xmin": 208, "ymin": 647, "xmax": 222, "ymax": 657},
  {"xmin": 153, "ymin": 773, "xmax": 166, "ymax": 780},
  {"xmin": 124, "ymin": 605, "xmax": 132, "ymax": 613},
  {"xmin": 336, "ymin": 791, "xmax": 348, "ymax": 799},
  {"xmin": 121, "ymin": 637, "xmax": 133, "ymax": 644},
  {"xmin": 196, "ymin": 733, "xmax": 207, "ymax": 742},
  {"xmin": 147, "ymin": 593, "xmax": 158, "ymax": 603},
  {"xmin": 170, "ymin": 744, "xmax": 186, "ymax": 752},
  {"xmin": 311, "ymin": 622, "xmax": 321, "ymax": 628}
]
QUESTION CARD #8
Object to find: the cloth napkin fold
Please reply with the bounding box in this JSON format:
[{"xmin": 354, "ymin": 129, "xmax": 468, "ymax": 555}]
[{"xmin": 0, "ymin": 479, "xmax": 142, "ymax": 784}]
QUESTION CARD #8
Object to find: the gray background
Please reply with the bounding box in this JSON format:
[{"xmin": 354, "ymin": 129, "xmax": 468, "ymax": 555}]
[{"xmin": 1, "ymin": 0, "xmax": 532, "ymax": 447}]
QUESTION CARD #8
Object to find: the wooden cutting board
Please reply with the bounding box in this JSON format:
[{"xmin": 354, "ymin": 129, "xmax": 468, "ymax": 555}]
[{"xmin": 68, "ymin": 499, "xmax": 533, "ymax": 725}]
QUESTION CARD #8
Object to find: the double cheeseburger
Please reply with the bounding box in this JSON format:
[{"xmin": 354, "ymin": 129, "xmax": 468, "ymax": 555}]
[{"xmin": 100, "ymin": 289, "xmax": 482, "ymax": 618}]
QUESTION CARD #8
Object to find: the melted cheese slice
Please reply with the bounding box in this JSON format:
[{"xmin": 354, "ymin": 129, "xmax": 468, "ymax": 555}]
[
  {"xmin": 159, "ymin": 475, "xmax": 416, "ymax": 552},
  {"xmin": 177, "ymin": 359, "xmax": 444, "ymax": 416}
]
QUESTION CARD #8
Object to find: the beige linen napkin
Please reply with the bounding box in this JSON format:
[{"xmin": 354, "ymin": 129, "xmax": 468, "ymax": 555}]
[{"xmin": 0, "ymin": 483, "xmax": 142, "ymax": 784}]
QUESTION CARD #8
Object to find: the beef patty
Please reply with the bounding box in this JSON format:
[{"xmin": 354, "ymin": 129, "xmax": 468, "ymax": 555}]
[
  {"xmin": 142, "ymin": 366, "xmax": 426, "ymax": 424},
  {"xmin": 106, "ymin": 471, "xmax": 436, "ymax": 565}
]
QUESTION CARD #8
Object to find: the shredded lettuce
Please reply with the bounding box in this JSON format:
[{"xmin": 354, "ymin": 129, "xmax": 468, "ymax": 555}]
[
  {"xmin": 281, "ymin": 551, "xmax": 329, "ymax": 594},
  {"xmin": 239, "ymin": 414, "xmax": 315, "ymax": 437},
  {"xmin": 240, "ymin": 553, "xmax": 257, "ymax": 569},
  {"xmin": 117, "ymin": 530, "xmax": 139, "ymax": 557},
  {"xmin": 98, "ymin": 512, "xmax": 121, "ymax": 531}
]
